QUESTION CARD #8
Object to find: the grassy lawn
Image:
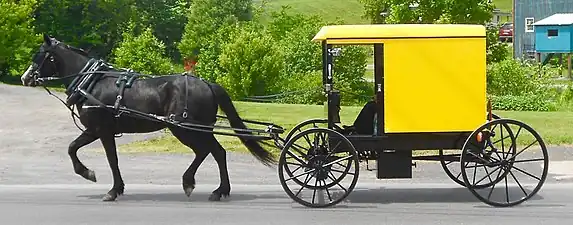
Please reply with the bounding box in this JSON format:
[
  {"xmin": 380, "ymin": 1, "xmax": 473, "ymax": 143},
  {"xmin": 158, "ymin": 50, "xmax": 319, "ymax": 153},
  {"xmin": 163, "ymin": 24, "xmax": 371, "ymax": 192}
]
[
  {"xmin": 256, "ymin": 0, "xmax": 513, "ymax": 25},
  {"xmin": 493, "ymin": 0, "xmax": 512, "ymax": 12},
  {"xmin": 257, "ymin": 0, "xmax": 369, "ymax": 24},
  {"xmin": 117, "ymin": 101, "xmax": 573, "ymax": 155}
]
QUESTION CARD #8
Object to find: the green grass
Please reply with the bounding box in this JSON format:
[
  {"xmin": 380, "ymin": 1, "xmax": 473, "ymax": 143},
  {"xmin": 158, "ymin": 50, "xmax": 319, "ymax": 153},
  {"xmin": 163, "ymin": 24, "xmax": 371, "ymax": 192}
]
[
  {"xmin": 115, "ymin": 101, "xmax": 573, "ymax": 155},
  {"xmin": 256, "ymin": 0, "xmax": 514, "ymax": 25},
  {"xmin": 493, "ymin": 0, "xmax": 513, "ymax": 12},
  {"xmin": 257, "ymin": 0, "xmax": 369, "ymax": 24}
]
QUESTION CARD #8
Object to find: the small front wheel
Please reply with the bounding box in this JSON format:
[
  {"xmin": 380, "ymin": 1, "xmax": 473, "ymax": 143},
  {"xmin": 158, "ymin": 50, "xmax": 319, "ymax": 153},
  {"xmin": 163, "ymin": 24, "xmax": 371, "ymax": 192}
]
[{"xmin": 278, "ymin": 128, "xmax": 359, "ymax": 208}]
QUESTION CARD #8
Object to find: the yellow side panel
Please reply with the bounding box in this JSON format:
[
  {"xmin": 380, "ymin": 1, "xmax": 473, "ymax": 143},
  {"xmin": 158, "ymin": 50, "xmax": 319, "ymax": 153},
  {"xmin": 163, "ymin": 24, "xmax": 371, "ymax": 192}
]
[{"xmin": 383, "ymin": 38, "xmax": 486, "ymax": 133}]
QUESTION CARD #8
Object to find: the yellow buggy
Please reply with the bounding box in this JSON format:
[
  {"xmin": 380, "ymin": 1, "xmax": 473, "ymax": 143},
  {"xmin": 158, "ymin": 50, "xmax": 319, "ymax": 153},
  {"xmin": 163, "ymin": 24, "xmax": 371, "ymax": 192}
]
[{"xmin": 276, "ymin": 24, "xmax": 549, "ymax": 208}]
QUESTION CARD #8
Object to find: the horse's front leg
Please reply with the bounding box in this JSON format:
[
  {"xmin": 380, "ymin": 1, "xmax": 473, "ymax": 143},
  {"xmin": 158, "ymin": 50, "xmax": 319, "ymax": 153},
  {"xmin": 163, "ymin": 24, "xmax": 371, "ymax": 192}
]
[
  {"xmin": 99, "ymin": 133, "xmax": 125, "ymax": 201},
  {"xmin": 68, "ymin": 131, "xmax": 98, "ymax": 182}
]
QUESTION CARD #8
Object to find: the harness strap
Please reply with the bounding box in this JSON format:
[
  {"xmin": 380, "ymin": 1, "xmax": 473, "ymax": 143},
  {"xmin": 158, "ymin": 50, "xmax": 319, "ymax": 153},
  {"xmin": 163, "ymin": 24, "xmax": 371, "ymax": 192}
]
[{"xmin": 183, "ymin": 73, "xmax": 189, "ymax": 119}]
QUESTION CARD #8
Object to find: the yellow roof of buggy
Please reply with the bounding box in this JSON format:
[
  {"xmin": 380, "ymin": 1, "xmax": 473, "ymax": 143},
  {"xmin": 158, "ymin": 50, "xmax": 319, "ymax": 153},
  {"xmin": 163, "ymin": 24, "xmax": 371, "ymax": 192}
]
[{"xmin": 312, "ymin": 24, "xmax": 486, "ymax": 43}]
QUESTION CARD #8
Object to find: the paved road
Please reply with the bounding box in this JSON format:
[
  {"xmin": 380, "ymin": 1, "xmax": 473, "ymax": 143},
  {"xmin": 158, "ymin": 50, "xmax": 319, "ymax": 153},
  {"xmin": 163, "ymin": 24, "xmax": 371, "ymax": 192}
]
[{"xmin": 2, "ymin": 83, "xmax": 573, "ymax": 224}]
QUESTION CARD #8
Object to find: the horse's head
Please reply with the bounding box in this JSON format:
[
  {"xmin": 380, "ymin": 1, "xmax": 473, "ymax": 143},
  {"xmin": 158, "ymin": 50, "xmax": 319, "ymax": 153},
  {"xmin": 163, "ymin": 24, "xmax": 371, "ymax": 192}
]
[{"xmin": 21, "ymin": 34, "xmax": 89, "ymax": 87}]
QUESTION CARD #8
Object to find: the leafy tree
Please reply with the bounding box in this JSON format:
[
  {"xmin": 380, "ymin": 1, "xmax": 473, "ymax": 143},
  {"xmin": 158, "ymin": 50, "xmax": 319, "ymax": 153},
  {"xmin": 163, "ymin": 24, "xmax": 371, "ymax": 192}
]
[
  {"xmin": 0, "ymin": 0, "xmax": 40, "ymax": 78},
  {"xmin": 178, "ymin": 0, "xmax": 254, "ymax": 60},
  {"xmin": 270, "ymin": 6, "xmax": 324, "ymax": 78},
  {"xmin": 358, "ymin": 0, "xmax": 494, "ymax": 25},
  {"xmin": 110, "ymin": 24, "xmax": 176, "ymax": 75},
  {"xmin": 217, "ymin": 22, "xmax": 284, "ymax": 98},
  {"xmin": 131, "ymin": 0, "xmax": 191, "ymax": 62},
  {"xmin": 33, "ymin": 0, "xmax": 134, "ymax": 59}
]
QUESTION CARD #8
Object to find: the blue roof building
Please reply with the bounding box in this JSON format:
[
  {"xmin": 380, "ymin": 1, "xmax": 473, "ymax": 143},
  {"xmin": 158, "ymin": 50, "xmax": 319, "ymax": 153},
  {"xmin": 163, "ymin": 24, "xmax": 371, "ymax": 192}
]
[
  {"xmin": 533, "ymin": 13, "xmax": 573, "ymax": 54},
  {"xmin": 513, "ymin": 0, "xmax": 573, "ymax": 60}
]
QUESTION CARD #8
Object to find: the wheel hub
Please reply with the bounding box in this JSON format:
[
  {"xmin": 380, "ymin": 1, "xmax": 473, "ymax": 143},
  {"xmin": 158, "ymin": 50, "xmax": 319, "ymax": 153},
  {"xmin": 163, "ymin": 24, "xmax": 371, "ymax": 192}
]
[{"xmin": 308, "ymin": 155, "xmax": 330, "ymax": 181}]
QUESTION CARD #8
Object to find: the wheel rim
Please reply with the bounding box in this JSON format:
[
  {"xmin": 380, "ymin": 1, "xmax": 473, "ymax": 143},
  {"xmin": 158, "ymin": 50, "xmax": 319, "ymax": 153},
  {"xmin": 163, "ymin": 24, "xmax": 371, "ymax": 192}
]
[
  {"xmin": 283, "ymin": 119, "xmax": 344, "ymax": 188},
  {"xmin": 284, "ymin": 119, "xmax": 342, "ymax": 141},
  {"xmin": 440, "ymin": 113, "xmax": 509, "ymax": 189},
  {"xmin": 461, "ymin": 119, "xmax": 549, "ymax": 207},
  {"xmin": 278, "ymin": 128, "xmax": 359, "ymax": 208}
]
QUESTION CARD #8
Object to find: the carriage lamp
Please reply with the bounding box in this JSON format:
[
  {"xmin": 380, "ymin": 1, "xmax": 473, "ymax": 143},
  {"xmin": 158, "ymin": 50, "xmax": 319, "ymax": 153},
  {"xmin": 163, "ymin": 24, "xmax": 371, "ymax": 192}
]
[{"xmin": 476, "ymin": 131, "xmax": 484, "ymax": 143}]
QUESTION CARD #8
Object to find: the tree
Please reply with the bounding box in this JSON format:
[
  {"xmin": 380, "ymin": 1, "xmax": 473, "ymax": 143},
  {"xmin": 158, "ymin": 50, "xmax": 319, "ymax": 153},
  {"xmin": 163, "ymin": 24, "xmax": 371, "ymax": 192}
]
[
  {"xmin": 110, "ymin": 24, "xmax": 176, "ymax": 75},
  {"xmin": 130, "ymin": 0, "xmax": 191, "ymax": 62},
  {"xmin": 33, "ymin": 0, "xmax": 134, "ymax": 59},
  {"xmin": 358, "ymin": 0, "xmax": 494, "ymax": 25},
  {"xmin": 178, "ymin": 0, "xmax": 254, "ymax": 59},
  {"xmin": 0, "ymin": 0, "xmax": 40, "ymax": 78},
  {"xmin": 217, "ymin": 22, "xmax": 284, "ymax": 98}
]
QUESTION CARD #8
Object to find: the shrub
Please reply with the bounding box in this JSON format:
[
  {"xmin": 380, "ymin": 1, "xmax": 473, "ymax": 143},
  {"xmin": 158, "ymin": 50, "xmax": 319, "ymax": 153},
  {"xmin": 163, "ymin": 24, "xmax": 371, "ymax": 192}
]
[
  {"xmin": 487, "ymin": 59, "xmax": 560, "ymax": 111},
  {"xmin": 487, "ymin": 59, "xmax": 552, "ymax": 97},
  {"xmin": 485, "ymin": 24, "xmax": 510, "ymax": 64},
  {"xmin": 332, "ymin": 45, "xmax": 372, "ymax": 105},
  {"xmin": 0, "ymin": 0, "xmax": 40, "ymax": 78},
  {"xmin": 110, "ymin": 25, "xmax": 176, "ymax": 75},
  {"xmin": 217, "ymin": 22, "xmax": 284, "ymax": 99},
  {"xmin": 277, "ymin": 70, "xmax": 324, "ymax": 105},
  {"xmin": 490, "ymin": 95, "xmax": 556, "ymax": 112},
  {"xmin": 193, "ymin": 20, "xmax": 242, "ymax": 82}
]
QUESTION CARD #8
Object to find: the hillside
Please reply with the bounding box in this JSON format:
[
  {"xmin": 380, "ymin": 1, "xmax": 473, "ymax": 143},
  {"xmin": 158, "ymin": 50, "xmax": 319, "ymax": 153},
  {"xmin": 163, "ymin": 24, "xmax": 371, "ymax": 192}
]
[
  {"xmin": 258, "ymin": 0, "xmax": 513, "ymax": 24},
  {"xmin": 258, "ymin": 0, "xmax": 369, "ymax": 24}
]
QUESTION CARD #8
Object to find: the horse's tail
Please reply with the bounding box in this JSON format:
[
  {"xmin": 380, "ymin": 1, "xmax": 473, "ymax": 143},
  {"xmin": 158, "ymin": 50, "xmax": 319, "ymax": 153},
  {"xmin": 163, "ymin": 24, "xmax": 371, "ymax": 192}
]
[{"xmin": 210, "ymin": 83, "xmax": 276, "ymax": 167}]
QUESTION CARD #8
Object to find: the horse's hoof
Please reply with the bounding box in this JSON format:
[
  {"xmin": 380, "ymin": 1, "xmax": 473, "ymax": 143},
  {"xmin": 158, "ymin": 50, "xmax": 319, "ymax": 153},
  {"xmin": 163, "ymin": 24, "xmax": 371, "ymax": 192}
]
[
  {"xmin": 102, "ymin": 193, "xmax": 116, "ymax": 201},
  {"xmin": 208, "ymin": 193, "xmax": 221, "ymax": 201},
  {"xmin": 184, "ymin": 187, "xmax": 194, "ymax": 197},
  {"xmin": 208, "ymin": 193, "xmax": 229, "ymax": 201},
  {"xmin": 86, "ymin": 170, "xmax": 97, "ymax": 183}
]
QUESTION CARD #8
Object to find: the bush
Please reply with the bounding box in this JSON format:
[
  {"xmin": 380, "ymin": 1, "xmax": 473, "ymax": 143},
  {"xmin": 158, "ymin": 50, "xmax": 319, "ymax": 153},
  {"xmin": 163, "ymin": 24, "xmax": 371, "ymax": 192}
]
[
  {"xmin": 110, "ymin": 25, "xmax": 176, "ymax": 75},
  {"xmin": 490, "ymin": 95, "xmax": 556, "ymax": 112},
  {"xmin": 485, "ymin": 24, "xmax": 510, "ymax": 64},
  {"xmin": 487, "ymin": 59, "xmax": 560, "ymax": 111},
  {"xmin": 0, "ymin": 0, "xmax": 40, "ymax": 78},
  {"xmin": 332, "ymin": 45, "xmax": 372, "ymax": 105},
  {"xmin": 193, "ymin": 20, "xmax": 242, "ymax": 82},
  {"xmin": 277, "ymin": 70, "xmax": 324, "ymax": 105},
  {"xmin": 487, "ymin": 59, "xmax": 552, "ymax": 97},
  {"xmin": 217, "ymin": 22, "xmax": 284, "ymax": 99}
]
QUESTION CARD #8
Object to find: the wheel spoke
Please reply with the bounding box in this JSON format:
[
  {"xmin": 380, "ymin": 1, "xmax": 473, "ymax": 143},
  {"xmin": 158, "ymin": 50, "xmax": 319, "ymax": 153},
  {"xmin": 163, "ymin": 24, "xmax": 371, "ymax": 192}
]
[
  {"xmin": 473, "ymin": 166, "xmax": 502, "ymax": 186},
  {"xmin": 286, "ymin": 150, "xmax": 307, "ymax": 166},
  {"xmin": 328, "ymin": 171, "xmax": 348, "ymax": 193},
  {"xmin": 508, "ymin": 139, "xmax": 539, "ymax": 161},
  {"xmin": 513, "ymin": 158, "xmax": 545, "ymax": 163},
  {"xmin": 322, "ymin": 155, "xmax": 354, "ymax": 168},
  {"xmin": 331, "ymin": 168, "xmax": 355, "ymax": 176},
  {"xmin": 285, "ymin": 168, "xmax": 316, "ymax": 182},
  {"xmin": 294, "ymin": 173, "xmax": 312, "ymax": 197},
  {"xmin": 509, "ymin": 169, "xmax": 528, "ymax": 196},
  {"xmin": 511, "ymin": 165, "xmax": 542, "ymax": 181}
]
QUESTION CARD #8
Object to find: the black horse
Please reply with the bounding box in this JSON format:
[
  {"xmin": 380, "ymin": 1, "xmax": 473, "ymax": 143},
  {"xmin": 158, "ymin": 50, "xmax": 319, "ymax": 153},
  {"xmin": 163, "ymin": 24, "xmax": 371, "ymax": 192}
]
[{"xmin": 20, "ymin": 34, "xmax": 276, "ymax": 202}]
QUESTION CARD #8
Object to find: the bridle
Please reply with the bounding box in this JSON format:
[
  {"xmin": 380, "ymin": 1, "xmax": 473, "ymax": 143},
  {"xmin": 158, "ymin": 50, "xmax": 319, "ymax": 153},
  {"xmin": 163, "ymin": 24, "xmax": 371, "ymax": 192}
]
[
  {"xmin": 29, "ymin": 43, "xmax": 86, "ymax": 86},
  {"xmin": 26, "ymin": 42, "xmax": 92, "ymax": 134}
]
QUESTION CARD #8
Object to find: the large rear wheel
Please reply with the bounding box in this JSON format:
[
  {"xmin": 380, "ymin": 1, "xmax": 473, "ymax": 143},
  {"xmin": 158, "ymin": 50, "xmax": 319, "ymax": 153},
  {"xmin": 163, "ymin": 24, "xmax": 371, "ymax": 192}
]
[
  {"xmin": 440, "ymin": 113, "xmax": 510, "ymax": 188},
  {"xmin": 460, "ymin": 119, "xmax": 549, "ymax": 207}
]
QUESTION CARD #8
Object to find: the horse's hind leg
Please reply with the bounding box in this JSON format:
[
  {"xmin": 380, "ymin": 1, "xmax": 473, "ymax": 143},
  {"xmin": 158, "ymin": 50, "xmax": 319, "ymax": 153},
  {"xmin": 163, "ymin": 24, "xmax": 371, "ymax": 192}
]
[
  {"xmin": 169, "ymin": 128, "xmax": 211, "ymax": 197},
  {"xmin": 68, "ymin": 131, "xmax": 98, "ymax": 182}
]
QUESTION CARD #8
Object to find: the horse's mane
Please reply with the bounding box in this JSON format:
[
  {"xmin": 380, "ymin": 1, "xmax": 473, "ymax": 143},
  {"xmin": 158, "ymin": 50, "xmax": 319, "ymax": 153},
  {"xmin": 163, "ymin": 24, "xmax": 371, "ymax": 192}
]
[{"xmin": 66, "ymin": 45, "xmax": 90, "ymax": 57}]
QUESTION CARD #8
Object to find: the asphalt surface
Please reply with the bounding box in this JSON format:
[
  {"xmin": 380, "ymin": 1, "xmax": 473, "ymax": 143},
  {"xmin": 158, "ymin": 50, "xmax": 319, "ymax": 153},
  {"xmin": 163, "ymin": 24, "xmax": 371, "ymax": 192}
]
[{"xmin": 2, "ymin": 83, "xmax": 573, "ymax": 225}]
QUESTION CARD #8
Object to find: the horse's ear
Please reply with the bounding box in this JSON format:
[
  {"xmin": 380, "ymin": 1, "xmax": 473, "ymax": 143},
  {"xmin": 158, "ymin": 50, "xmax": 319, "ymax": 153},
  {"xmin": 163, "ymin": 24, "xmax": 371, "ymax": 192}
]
[{"xmin": 43, "ymin": 34, "xmax": 51, "ymax": 46}]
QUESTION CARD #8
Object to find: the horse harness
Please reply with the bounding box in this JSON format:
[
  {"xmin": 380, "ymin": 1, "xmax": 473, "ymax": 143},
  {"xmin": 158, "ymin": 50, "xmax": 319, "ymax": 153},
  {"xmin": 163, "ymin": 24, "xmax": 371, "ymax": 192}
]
[{"xmin": 64, "ymin": 58, "xmax": 202, "ymax": 124}]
